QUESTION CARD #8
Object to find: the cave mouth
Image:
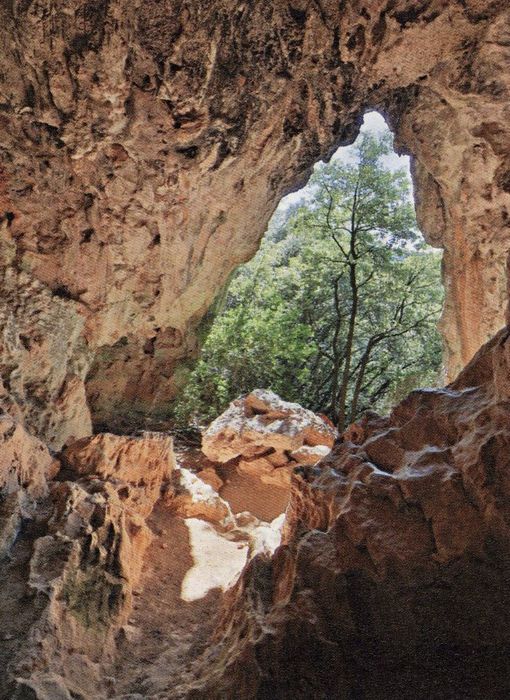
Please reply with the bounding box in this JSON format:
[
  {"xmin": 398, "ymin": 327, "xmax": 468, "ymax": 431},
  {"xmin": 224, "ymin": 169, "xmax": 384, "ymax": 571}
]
[
  {"xmin": 77, "ymin": 111, "xmax": 443, "ymax": 624},
  {"xmin": 173, "ymin": 109, "xmax": 444, "ymax": 443},
  {"xmin": 115, "ymin": 113, "xmax": 449, "ymax": 694},
  {"xmin": 156, "ymin": 112, "xmax": 446, "ymax": 609}
]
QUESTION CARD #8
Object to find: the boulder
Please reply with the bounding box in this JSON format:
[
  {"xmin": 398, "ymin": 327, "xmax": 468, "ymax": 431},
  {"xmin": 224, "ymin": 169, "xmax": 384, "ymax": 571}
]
[
  {"xmin": 202, "ymin": 389, "xmax": 337, "ymax": 463},
  {"xmin": 237, "ymin": 456, "xmax": 275, "ymax": 478}
]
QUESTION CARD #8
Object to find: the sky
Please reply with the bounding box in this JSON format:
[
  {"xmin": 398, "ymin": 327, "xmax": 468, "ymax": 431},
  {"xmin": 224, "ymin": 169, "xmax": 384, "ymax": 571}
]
[{"xmin": 279, "ymin": 111, "xmax": 412, "ymax": 210}]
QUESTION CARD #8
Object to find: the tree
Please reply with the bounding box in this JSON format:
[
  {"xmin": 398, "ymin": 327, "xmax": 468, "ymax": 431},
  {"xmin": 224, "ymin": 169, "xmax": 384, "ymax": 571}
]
[{"xmin": 173, "ymin": 133, "xmax": 443, "ymax": 430}]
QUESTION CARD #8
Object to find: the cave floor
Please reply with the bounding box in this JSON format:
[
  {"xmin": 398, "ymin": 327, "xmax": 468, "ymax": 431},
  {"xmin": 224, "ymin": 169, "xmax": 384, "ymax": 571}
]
[
  {"xmin": 218, "ymin": 464, "xmax": 290, "ymax": 522},
  {"xmin": 111, "ymin": 503, "xmax": 222, "ymax": 698},
  {"xmin": 110, "ymin": 449, "xmax": 288, "ymax": 697}
]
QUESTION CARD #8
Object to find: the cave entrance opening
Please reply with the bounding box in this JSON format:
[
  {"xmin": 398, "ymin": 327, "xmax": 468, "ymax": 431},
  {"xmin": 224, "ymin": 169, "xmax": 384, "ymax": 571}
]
[
  {"xmin": 175, "ymin": 110, "xmax": 444, "ymax": 436},
  {"xmin": 169, "ymin": 112, "xmax": 445, "ymax": 573}
]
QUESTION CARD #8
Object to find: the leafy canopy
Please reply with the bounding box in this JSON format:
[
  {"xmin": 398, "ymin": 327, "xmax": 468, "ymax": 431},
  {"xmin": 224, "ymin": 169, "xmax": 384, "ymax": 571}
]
[{"xmin": 174, "ymin": 132, "xmax": 443, "ymax": 429}]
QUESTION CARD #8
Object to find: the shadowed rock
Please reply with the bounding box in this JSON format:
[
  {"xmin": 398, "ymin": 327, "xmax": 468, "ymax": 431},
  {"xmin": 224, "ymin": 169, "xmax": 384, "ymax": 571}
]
[{"xmin": 187, "ymin": 328, "xmax": 510, "ymax": 699}]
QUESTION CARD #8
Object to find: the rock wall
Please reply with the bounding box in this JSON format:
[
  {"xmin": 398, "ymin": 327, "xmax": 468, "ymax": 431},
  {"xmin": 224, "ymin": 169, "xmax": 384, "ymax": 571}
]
[
  {"xmin": 0, "ymin": 430, "xmax": 174, "ymax": 698},
  {"xmin": 0, "ymin": 0, "xmax": 509, "ymax": 443},
  {"xmin": 188, "ymin": 328, "xmax": 510, "ymax": 699}
]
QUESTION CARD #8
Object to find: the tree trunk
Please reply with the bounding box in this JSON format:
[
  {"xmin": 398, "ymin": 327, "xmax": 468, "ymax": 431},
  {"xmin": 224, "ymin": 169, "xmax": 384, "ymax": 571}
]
[{"xmin": 337, "ymin": 260, "xmax": 358, "ymax": 432}]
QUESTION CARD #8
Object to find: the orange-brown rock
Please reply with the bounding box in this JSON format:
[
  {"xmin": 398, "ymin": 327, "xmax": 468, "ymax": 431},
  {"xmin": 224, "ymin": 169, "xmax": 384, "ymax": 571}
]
[
  {"xmin": 3, "ymin": 332, "xmax": 510, "ymax": 697},
  {"xmin": 1, "ymin": 2, "xmax": 509, "ymax": 442},
  {"xmin": 237, "ymin": 456, "xmax": 275, "ymax": 479},
  {"xmin": 0, "ymin": 430, "xmax": 174, "ymax": 698},
  {"xmin": 165, "ymin": 464, "xmax": 232, "ymax": 524},
  {"xmin": 61, "ymin": 431, "xmax": 175, "ymax": 517},
  {"xmin": 187, "ymin": 328, "xmax": 510, "ymax": 699},
  {"xmin": 7, "ymin": 478, "xmax": 154, "ymax": 699},
  {"xmin": 289, "ymin": 444, "xmax": 331, "ymax": 465},
  {"xmin": 0, "ymin": 411, "xmax": 56, "ymax": 500},
  {"xmin": 0, "ymin": 1, "xmax": 510, "ymax": 697},
  {"xmin": 202, "ymin": 390, "xmax": 337, "ymax": 515},
  {"xmin": 196, "ymin": 467, "xmax": 224, "ymax": 493},
  {"xmin": 0, "ymin": 412, "xmax": 58, "ymax": 561}
]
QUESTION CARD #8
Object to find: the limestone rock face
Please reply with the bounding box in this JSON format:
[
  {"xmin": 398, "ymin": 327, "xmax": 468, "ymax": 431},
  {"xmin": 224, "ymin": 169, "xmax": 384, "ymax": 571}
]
[
  {"xmin": 189, "ymin": 328, "xmax": 510, "ymax": 699},
  {"xmin": 0, "ymin": 412, "xmax": 56, "ymax": 560},
  {"xmin": 61, "ymin": 431, "xmax": 175, "ymax": 517},
  {"xmin": 0, "ymin": 412, "xmax": 56, "ymax": 499},
  {"xmin": 0, "ymin": 1, "xmax": 509, "ymax": 440},
  {"xmin": 0, "ymin": 272, "xmax": 93, "ymax": 448},
  {"xmin": 289, "ymin": 443, "xmax": 331, "ymax": 465},
  {"xmin": 0, "ymin": 429, "xmax": 173, "ymax": 698},
  {"xmin": 0, "ymin": 416, "xmax": 289, "ymax": 698},
  {"xmin": 166, "ymin": 462, "xmax": 233, "ymax": 524},
  {"xmin": 1, "ymin": 2, "xmax": 510, "ymax": 694}
]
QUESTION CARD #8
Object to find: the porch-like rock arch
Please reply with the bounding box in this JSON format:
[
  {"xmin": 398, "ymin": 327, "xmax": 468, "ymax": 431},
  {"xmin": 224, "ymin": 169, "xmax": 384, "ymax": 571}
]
[{"xmin": 0, "ymin": 0, "xmax": 508, "ymax": 444}]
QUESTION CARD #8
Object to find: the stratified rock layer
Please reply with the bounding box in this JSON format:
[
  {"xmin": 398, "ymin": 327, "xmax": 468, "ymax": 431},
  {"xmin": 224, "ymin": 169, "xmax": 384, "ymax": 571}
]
[
  {"xmin": 0, "ymin": 1, "xmax": 509, "ymax": 441},
  {"xmin": 187, "ymin": 328, "xmax": 510, "ymax": 699}
]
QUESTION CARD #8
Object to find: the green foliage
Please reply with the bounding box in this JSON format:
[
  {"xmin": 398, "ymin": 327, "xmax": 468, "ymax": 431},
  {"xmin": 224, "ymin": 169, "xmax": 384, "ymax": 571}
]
[
  {"xmin": 62, "ymin": 568, "xmax": 123, "ymax": 629},
  {"xmin": 173, "ymin": 132, "xmax": 444, "ymax": 429}
]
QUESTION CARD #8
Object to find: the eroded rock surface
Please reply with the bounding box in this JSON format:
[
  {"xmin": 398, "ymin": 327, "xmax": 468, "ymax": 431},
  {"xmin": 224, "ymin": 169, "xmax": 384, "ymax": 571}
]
[
  {"xmin": 0, "ymin": 414, "xmax": 291, "ymax": 698},
  {"xmin": 186, "ymin": 328, "xmax": 510, "ymax": 699},
  {"xmin": 2, "ymin": 329, "xmax": 510, "ymax": 697},
  {"xmin": 0, "ymin": 412, "xmax": 56, "ymax": 499},
  {"xmin": 0, "ymin": 413, "xmax": 57, "ymax": 561},
  {"xmin": 0, "ymin": 429, "xmax": 173, "ymax": 698},
  {"xmin": 0, "ymin": 1, "xmax": 510, "ymax": 696},
  {"xmin": 0, "ymin": 1, "xmax": 509, "ymax": 441},
  {"xmin": 61, "ymin": 430, "xmax": 175, "ymax": 517},
  {"xmin": 203, "ymin": 388, "xmax": 336, "ymax": 467}
]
